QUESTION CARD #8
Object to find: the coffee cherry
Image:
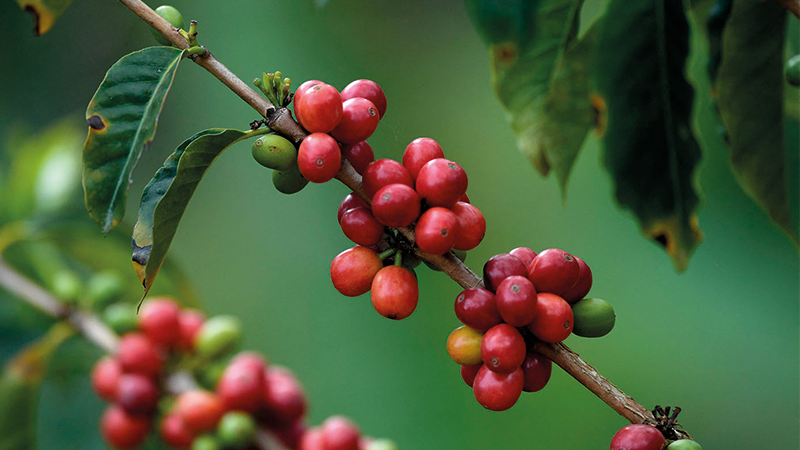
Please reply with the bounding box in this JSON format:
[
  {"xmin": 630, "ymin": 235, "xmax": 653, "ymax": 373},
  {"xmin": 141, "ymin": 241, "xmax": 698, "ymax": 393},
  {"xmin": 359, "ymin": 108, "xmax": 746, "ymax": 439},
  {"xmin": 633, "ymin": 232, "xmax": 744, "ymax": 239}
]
[
  {"xmin": 340, "ymin": 79, "xmax": 387, "ymax": 118},
  {"xmin": 292, "ymin": 79, "xmax": 322, "ymax": 110},
  {"xmin": 160, "ymin": 413, "xmax": 195, "ymax": 449},
  {"xmin": 177, "ymin": 309, "xmax": 206, "ymax": 352},
  {"xmin": 272, "ymin": 419, "xmax": 307, "ymax": 449},
  {"xmin": 415, "ymin": 158, "xmax": 468, "ymax": 208},
  {"xmin": 340, "ymin": 207, "xmax": 385, "ymax": 246},
  {"xmin": 786, "ymin": 54, "xmax": 800, "ymax": 87},
  {"xmin": 298, "ymin": 427, "xmax": 325, "ymax": 450},
  {"xmin": 528, "ymin": 248, "xmax": 580, "ymax": 295},
  {"xmin": 667, "ymin": 439, "xmax": 703, "ymax": 450},
  {"xmin": 561, "ymin": 256, "xmax": 593, "ymax": 303},
  {"xmin": 216, "ymin": 356, "xmax": 266, "ymax": 413},
  {"xmin": 341, "ymin": 141, "xmax": 375, "ymax": 175},
  {"xmin": 195, "ymin": 315, "xmax": 243, "ymax": 358},
  {"xmin": 330, "ymin": 246, "xmax": 383, "ymax": 297},
  {"xmin": 571, "ymin": 298, "xmax": 615, "ymax": 338},
  {"xmin": 192, "ymin": 434, "xmax": 222, "ymax": 450},
  {"xmin": 294, "ymin": 83, "xmax": 343, "ymax": 133},
  {"xmin": 402, "ymin": 138, "xmax": 444, "ymax": 180},
  {"xmin": 100, "ymin": 405, "xmax": 151, "ymax": 449},
  {"xmin": 103, "ymin": 302, "xmax": 139, "ymax": 335},
  {"xmin": 454, "ymin": 288, "xmax": 502, "ymax": 332},
  {"xmin": 415, "ymin": 207, "xmax": 458, "ymax": 255},
  {"xmin": 527, "ymin": 293, "xmax": 574, "ymax": 343},
  {"xmin": 362, "ymin": 159, "xmax": 414, "ymax": 199},
  {"xmin": 495, "ymin": 275, "xmax": 538, "ymax": 327},
  {"xmin": 321, "ymin": 415, "xmax": 361, "ymax": 450},
  {"xmin": 331, "ymin": 98, "xmax": 380, "ymax": 144},
  {"xmin": 446, "ymin": 325, "xmax": 484, "ymax": 365},
  {"xmin": 198, "ymin": 357, "xmax": 232, "ymax": 391},
  {"xmin": 91, "ymin": 356, "xmax": 122, "ymax": 401},
  {"xmin": 298, "ymin": 133, "xmax": 341, "ymax": 183},
  {"xmin": 609, "ymin": 424, "xmax": 665, "ymax": 450},
  {"xmin": 509, "ymin": 247, "xmax": 537, "ymax": 269},
  {"xmin": 480, "ymin": 324, "xmax": 526, "ymax": 374},
  {"xmin": 521, "ymin": 351, "xmax": 552, "ymax": 393},
  {"xmin": 262, "ymin": 366, "xmax": 307, "ymax": 426},
  {"xmin": 460, "ymin": 364, "xmax": 482, "ymax": 388},
  {"xmin": 118, "ymin": 332, "xmax": 165, "ymax": 376},
  {"xmin": 116, "ymin": 373, "xmax": 160, "ymax": 415},
  {"xmin": 139, "ymin": 297, "xmax": 181, "ymax": 347},
  {"xmin": 370, "ymin": 265, "xmax": 419, "ymax": 320},
  {"xmin": 482, "ymin": 253, "xmax": 528, "ymax": 293},
  {"xmin": 151, "ymin": 5, "xmax": 185, "ymax": 46},
  {"xmin": 371, "ymin": 184, "xmax": 421, "ymax": 228},
  {"xmin": 363, "ymin": 438, "xmax": 399, "ymax": 450},
  {"xmin": 451, "ymin": 202, "xmax": 486, "ymax": 251},
  {"xmin": 217, "ymin": 412, "xmax": 257, "ymax": 448},
  {"xmin": 472, "ymin": 365, "xmax": 524, "ymax": 412},
  {"xmin": 175, "ymin": 390, "xmax": 226, "ymax": 434},
  {"xmin": 251, "ymin": 134, "xmax": 298, "ymax": 171},
  {"xmin": 272, "ymin": 164, "xmax": 309, "ymax": 194},
  {"xmin": 337, "ymin": 193, "xmax": 370, "ymax": 223}
]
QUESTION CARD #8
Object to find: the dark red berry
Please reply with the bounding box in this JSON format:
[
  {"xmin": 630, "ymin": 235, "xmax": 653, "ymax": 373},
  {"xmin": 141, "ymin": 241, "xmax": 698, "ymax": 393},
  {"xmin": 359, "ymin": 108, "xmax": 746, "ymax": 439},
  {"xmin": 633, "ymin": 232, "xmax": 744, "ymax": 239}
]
[
  {"xmin": 262, "ymin": 366, "xmax": 307, "ymax": 426},
  {"xmin": 362, "ymin": 159, "xmax": 414, "ymax": 199},
  {"xmin": 482, "ymin": 253, "xmax": 528, "ymax": 293},
  {"xmin": 100, "ymin": 405, "xmax": 151, "ymax": 449},
  {"xmin": 509, "ymin": 247, "xmax": 537, "ymax": 269},
  {"xmin": 337, "ymin": 193, "xmax": 370, "ymax": 223},
  {"xmin": 216, "ymin": 355, "xmax": 266, "ymax": 413},
  {"xmin": 460, "ymin": 364, "xmax": 482, "ymax": 388},
  {"xmin": 454, "ymin": 288, "xmax": 502, "ymax": 332},
  {"xmin": 341, "ymin": 141, "xmax": 375, "ymax": 175},
  {"xmin": 321, "ymin": 415, "xmax": 361, "ymax": 450},
  {"xmin": 340, "ymin": 206, "xmax": 385, "ymax": 246},
  {"xmin": 139, "ymin": 297, "xmax": 181, "ymax": 347},
  {"xmin": 298, "ymin": 133, "xmax": 341, "ymax": 183},
  {"xmin": 451, "ymin": 202, "xmax": 486, "ymax": 251},
  {"xmin": 340, "ymin": 79, "xmax": 387, "ymax": 118},
  {"xmin": 528, "ymin": 248, "xmax": 580, "ymax": 295},
  {"xmin": 331, "ymin": 98, "xmax": 380, "ymax": 144},
  {"xmin": 272, "ymin": 418, "xmax": 307, "ymax": 449},
  {"xmin": 330, "ymin": 246, "xmax": 383, "ymax": 297},
  {"xmin": 415, "ymin": 158, "xmax": 468, "ymax": 208},
  {"xmin": 415, "ymin": 207, "xmax": 458, "ymax": 255},
  {"xmin": 609, "ymin": 424, "xmax": 666, "ymax": 450},
  {"xmin": 480, "ymin": 324, "xmax": 526, "ymax": 374},
  {"xmin": 521, "ymin": 351, "xmax": 552, "ymax": 393},
  {"xmin": 370, "ymin": 265, "xmax": 419, "ymax": 320},
  {"xmin": 472, "ymin": 365, "xmax": 524, "ymax": 412},
  {"xmin": 561, "ymin": 256, "xmax": 593, "ymax": 304},
  {"xmin": 402, "ymin": 138, "xmax": 444, "ymax": 180},
  {"xmin": 177, "ymin": 309, "xmax": 205, "ymax": 352},
  {"xmin": 495, "ymin": 275, "xmax": 538, "ymax": 327},
  {"xmin": 117, "ymin": 332, "xmax": 165, "ymax": 376},
  {"xmin": 160, "ymin": 413, "xmax": 195, "ymax": 449},
  {"xmin": 371, "ymin": 184, "xmax": 421, "ymax": 228},
  {"xmin": 116, "ymin": 373, "xmax": 159, "ymax": 415},
  {"xmin": 294, "ymin": 83, "xmax": 343, "ymax": 133},
  {"xmin": 91, "ymin": 356, "xmax": 122, "ymax": 401},
  {"xmin": 527, "ymin": 293, "xmax": 574, "ymax": 343}
]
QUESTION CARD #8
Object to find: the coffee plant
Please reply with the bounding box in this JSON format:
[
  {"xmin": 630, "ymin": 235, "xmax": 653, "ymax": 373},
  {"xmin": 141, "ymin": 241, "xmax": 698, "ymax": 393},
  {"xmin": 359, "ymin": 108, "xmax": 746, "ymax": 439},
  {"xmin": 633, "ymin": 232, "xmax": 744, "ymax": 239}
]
[{"xmin": 1, "ymin": 0, "xmax": 798, "ymax": 449}]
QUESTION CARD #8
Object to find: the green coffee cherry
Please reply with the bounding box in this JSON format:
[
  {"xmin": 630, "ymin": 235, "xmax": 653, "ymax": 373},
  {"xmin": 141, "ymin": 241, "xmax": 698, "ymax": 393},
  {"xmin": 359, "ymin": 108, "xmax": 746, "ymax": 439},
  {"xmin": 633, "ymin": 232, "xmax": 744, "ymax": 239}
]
[
  {"xmin": 217, "ymin": 412, "xmax": 257, "ymax": 448},
  {"xmin": 151, "ymin": 5, "xmax": 185, "ymax": 46},
  {"xmin": 571, "ymin": 297, "xmax": 616, "ymax": 338},
  {"xmin": 52, "ymin": 271, "xmax": 82, "ymax": 304},
  {"xmin": 272, "ymin": 164, "xmax": 309, "ymax": 194},
  {"xmin": 103, "ymin": 302, "xmax": 139, "ymax": 335},
  {"xmin": 84, "ymin": 271, "xmax": 125, "ymax": 307},
  {"xmin": 786, "ymin": 54, "xmax": 800, "ymax": 87},
  {"xmin": 196, "ymin": 355, "xmax": 232, "ymax": 390},
  {"xmin": 365, "ymin": 439, "xmax": 399, "ymax": 450},
  {"xmin": 195, "ymin": 315, "xmax": 243, "ymax": 358},
  {"xmin": 191, "ymin": 434, "xmax": 221, "ymax": 450},
  {"xmin": 252, "ymin": 134, "xmax": 298, "ymax": 171},
  {"xmin": 668, "ymin": 439, "xmax": 703, "ymax": 450}
]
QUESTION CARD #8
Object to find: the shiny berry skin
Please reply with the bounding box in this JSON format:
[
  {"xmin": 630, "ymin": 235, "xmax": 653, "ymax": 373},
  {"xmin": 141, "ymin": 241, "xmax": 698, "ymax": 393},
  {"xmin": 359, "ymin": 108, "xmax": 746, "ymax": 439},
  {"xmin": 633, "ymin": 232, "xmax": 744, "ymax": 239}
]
[
  {"xmin": 415, "ymin": 158, "xmax": 468, "ymax": 208},
  {"xmin": 174, "ymin": 390, "xmax": 226, "ymax": 434},
  {"xmin": 117, "ymin": 332, "xmax": 165, "ymax": 376},
  {"xmin": 262, "ymin": 366, "xmax": 307, "ymax": 426},
  {"xmin": 402, "ymin": 138, "xmax": 444, "ymax": 180},
  {"xmin": 495, "ymin": 275, "xmax": 538, "ymax": 327},
  {"xmin": 298, "ymin": 133, "xmax": 341, "ymax": 183},
  {"xmin": 480, "ymin": 324, "xmax": 526, "ymax": 374},
  {"xmin": 330, "ymin": 246, "xmax": 383, "ymax": 297},
  {"xmin": 609, "ymin": 424, "xmax": 666, "ymax": 450},
  {"xmin": 371, "ymin": 184, "xmax": 421, "ymax": 228},
  {"xmin": 293, "ymin": 80, "xmax": 322, "ymax": 106},
  {"xmin": 527, "ymin": 293, "xmax": 574, "ymax": 343},
  {"xmin": 571, "ymin": 297, "xmax": 616, "ymax": 338},
  {"xmin": 482, "ymin": 253, "xmax": 528, "ymax": 293},
  {"xmin": 341, "ymin": 79, "xmax": 387, "ymax": 118},
  {"xmin": 667, "ymin": 440, "xmax": 703, "ymax": 450},
  {"xmin": 370, "ymin": 265, "xmax": 419, "ymax": 320},
  {"xmin": 116, "ymin": 373, "xmax": 160, "ymax": 415},
  {"xmin": 139, "ymin": 297, "xmax": 181, "ymax": 347},
  {"xmin": 472, "ymin": 365, "xmax": 524, "ymax": 412},
  {"xmin": 415, "ymin": 207, "xmax": 458, "ymax": 255},
  {"xmin": 91, "ymin": 356, "xmax": 122, "ymax": 401},
  {"xmin": 151, "ymin": 6, "xmax": 185, "ymax": 46},
  {"xmin": 160, "ymin": 413, "xmax": 195, "ymax": 448},
  {"xmin": 509, "ymin": 247, "xmax": 537, "ymax": 269},
  {"xmin": 528, "ymin": 248, "xmax": 581, "ymax": 295},
  {"xmin": 340, "ymin": 206, "xmax": 385, "ymax": 246},
  {"xmin": 272, "ymin": 164, "xmax": 309, "ymax": 194},
  {"xmin": 521, "ymin": 351, "xmax": 552, "ymax": 392},
  {"xmin": 338, "ymin": 193, "xmax": 370, "ymax": 223},
  {"xmin": 454, "ymin": 288, "xmax": 502, "ymax": 332},
  {"xmin": 451, "ymin": 202, "xmax": 486, "ymax": 251},
  {"xmin": 100, "ymin": 405, "xmax": 151, "ymax": 449},
  {"xmin": 460, "ymin": 364, "xmax": 482, "ymax": 387},
  {"xmin": 362, "ymin": 159, "xmax": 414, "ymax": 199},
  {"xmin": 561, "ymin": 256, "xmax": 593, "ymax": 303},
  {"xmin": 331, "ymin": 98, "xmax": 380, "ymax": 144},
  {"xmin": 341, "ymin": 141, "xmax": 375, "ymax": 175},
  {"xmin": 251, "ymin": 134, "xmax": 298, "ymax": 171},
  {"xmin": 216, "ymin": 356, "xmax": 266, "ymax": 413},
  {"xmin": 177, "ymin": 309, "xmax": 205, "ymax": 351},
  {"xmin": 321, "ymin": 415, "xmax": 361, "ymax": 450},
  {"xmin": 446, "ymin": 325, "xmax": 484, "ymax": 365},
  {"xmin": 294, "ymin": 83, "xmax": 343, "ymax": 133}
]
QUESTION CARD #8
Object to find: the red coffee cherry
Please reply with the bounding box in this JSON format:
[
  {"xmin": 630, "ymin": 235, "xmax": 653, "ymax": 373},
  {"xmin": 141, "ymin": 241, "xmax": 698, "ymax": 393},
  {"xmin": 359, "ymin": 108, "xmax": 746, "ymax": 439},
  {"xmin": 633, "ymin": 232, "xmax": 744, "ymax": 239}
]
[
  {"xmin": 415, "ymin": 158, "xmax": 468, "ymax": 208},
  {"xmin": 415, "ymin": 207, "xmax": 458, "ymax": 255},
  {"xmin": 609, "ymin": 424, "xmax": 666, "ymax": 450},
  {"xmin": 292, "ymin": 79, "xmax": 322, "ymax": 113},
  {"xmin": 527, "ymin": 293, "xmax": 574, "ymax": 343},
  {"xmin": 341, "ymin": 141, "xmax": 375, "ymax": 175},
  {"xmin": 160, "ymin": 413, "xmax": 195, "ymax": 449},
  {"xmin": 472, "ymin": 365, "xmax": 524, "ymax": 412},
  {"xmin": 454, "ymin": 288, "xmax": 502, "ymax": 332},
  {"xmin": 528, "ymin": 248, "xmax": 581, "ymax": 295},
  {"xmin": 330, "ymin": 246, "xmax": 383, "ymax": 297},
  {"xmin": 370, "ymin": 265, "xmax": 419, "ymax": 320},
  {"xmin": 402, "ymin": 138, "xmax": 444, "ymax": 180},
  {"xmin": 460, "ymin": 192, "xmax": 470, "ymax": 203},
  {"xmin": 116, "ymin": 373, "xmax": 159, "ymax": 416},
  {"xmin": 272, "ymin": 418, "xmax": 307, "ymax": 449},
  {"xmin": 371, "ymin": 184, "xmax": 421, "ymax": 228},
  {"xmin": 216, "ymin": 355, "xmax": 266, "ymax": 413},
  {"xmin": 298, "ymin": 133, "xmax": 341, "ymax": 183},
  {"xmin": 331, "ymin": 98, "xmax": 380, "ymax": 144},
  {"xmin": 482, "ymin": 253, "xmax": 528, "ymax": 293},
  {"xmin": 340, "ymin": 206, "xmax": 385, "ymax": 246},
  {"xmin": 521, "ymin": 351, "xmax": 552, "ymax": 393},
  {"xmin": 177, "ymin": 309, "xmax": 205, "ymax": 352},
  {"xmin": 91, "ymin": 356, "xmax": 122, "ymax": 401},
  {"xmin": 294, "ymin": 83, "xmax": 343, "ymax": 133},
  {"xmin": 298, "ymin": 427, "xmax": 325, "ymax": 450},
  {"xmin": 117, "ymin": 332, "xmax": 165, "ymax": 376},
  {"xmin": 460, "ymin": 364, "xmax": 482, "ymax": 388},
  {"xmin": 480, "ymin": 324, "xmax": 526, "ymax": 374},
  {"xmin": 451, "ymin": 202, "xmax": 486, "ymax": 251},
  {"xmin": 362, "ymin": 159, "xmax": 414, "ymax": 199},
  {"xmin": 561, "ymin": 256, "xmax": 593, "ymax": 304},
  {"xmin": 340, "ymin": 79, "xmax": 387, "ymax": 118},
  {"xmin": 139, "ymin": 297, "xmax": 181, "ymax": 347},
  {"xmin": 446, "ymin": 325, "xmax": 484, "ymax": 366},
  {"xmin": 100, "ymin": 405, "xmax": 151, "ymax": 449},
  {"xmin": 262, "ymin": 366, "xmax": 307, "ymax": 426},
  {"xmin": 495, "ymin": 275, "xmax": 538, "ymax": 327},
  {"xmin": 337, "ymin": 193, "xmax": 370, "ymax": 223},
  {"xmin": 509, "ymin": 247, "xmax": 537, "ymax": 269},
  {"xmin": 321, "ymin": 415, "xmax": 361, "ymax": 450},
  {"xmin": 174, "ymin": 390, "xmax": 226, "ymax": 434}
]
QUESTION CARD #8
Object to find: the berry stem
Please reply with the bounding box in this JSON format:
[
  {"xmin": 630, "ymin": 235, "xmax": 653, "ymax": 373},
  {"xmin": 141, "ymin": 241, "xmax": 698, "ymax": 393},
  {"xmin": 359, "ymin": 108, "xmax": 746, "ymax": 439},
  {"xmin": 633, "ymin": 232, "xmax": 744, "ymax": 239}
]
[{"xmin": 378, "ymin": 249, "xmax": 397, "ymax": 261}]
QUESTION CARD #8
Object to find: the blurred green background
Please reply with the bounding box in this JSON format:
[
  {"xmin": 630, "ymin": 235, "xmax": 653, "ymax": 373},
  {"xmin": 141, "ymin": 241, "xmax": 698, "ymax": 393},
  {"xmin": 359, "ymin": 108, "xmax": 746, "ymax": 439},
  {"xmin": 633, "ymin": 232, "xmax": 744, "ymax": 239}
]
[{"xmin": 0, "ymin": 0, "xmax": 798, "ymax": 449}]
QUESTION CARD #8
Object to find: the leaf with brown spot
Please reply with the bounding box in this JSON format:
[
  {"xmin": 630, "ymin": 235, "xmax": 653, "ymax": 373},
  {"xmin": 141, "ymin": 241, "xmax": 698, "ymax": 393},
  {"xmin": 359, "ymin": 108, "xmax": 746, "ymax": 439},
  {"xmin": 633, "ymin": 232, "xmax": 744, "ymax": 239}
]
[{"xmin": 15, "ymin": 0, "xmax": 75, "ymax": 35}]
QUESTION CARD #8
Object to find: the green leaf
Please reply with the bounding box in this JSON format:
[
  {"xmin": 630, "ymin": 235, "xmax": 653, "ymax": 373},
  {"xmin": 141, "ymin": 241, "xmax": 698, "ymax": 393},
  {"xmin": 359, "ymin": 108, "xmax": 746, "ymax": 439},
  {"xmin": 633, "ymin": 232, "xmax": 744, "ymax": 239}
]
[
  {"xmin": 82, "ymin": 47, "xmax": 184, "ymax": 234},
  {"xmin": 594, "ymin": 0, "xmax": 703, "ymax": 271},
  {"xmin": 15, "ymin": 0, "xmax": 74, "ymax": 35},
  {"xmin": 464, "ymin": 0, "xmax": 596, "ymax": 193},
  {"xmin": 132, "ymin": 128, "xmax": 261, "ymax": 295},
  {"xmin": 713, "ymin": 0, "xmax": 798, "ymax": 244}
]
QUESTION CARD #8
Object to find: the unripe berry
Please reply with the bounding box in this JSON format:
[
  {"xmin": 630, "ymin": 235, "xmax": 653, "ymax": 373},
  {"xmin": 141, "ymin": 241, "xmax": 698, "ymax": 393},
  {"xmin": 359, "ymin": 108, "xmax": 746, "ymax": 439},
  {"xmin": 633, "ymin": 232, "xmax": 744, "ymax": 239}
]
[
  {"xmin": 192, "ymin": 434, "xmax": 222, "ymax": 450},
  {"xmin": 217, "ymin": 412, "xmax": 257, "ymax": 448},
  {"xmin": 667, "ymin": 439, "xmax": 703, "ymax": 450},
  {"xmin": 175, "ymin": 390, "xmax": 226, "ymax": 434},
  {"xmin": 415, "ymin": 207, "xmax": 458, "ymax": 255},
  {"xmin": 151, "ymin": 6, "xmax": 185, "ymax": 46},
  {"xmin": 571, "ymin": 297, "xmax": 615, "ymax": 338},
  {"xmin": 370, "ymin": 265, "xmax": 419, "ymax": 320},
  {"xmin": 103, "ymin": 302, "xmax": 139, "ymax": 335},
  {"xmin": 117, "ymin": 332, "xmax": 165, "ymax": 376},
  {"xmin": 472, "ymin": 365, "xmax": 524, "ymax": 412},
  {"xmin": 91, "ymin": 356, "xmax": 122, "ymax": 401},
  {"xmin": 340, "ymin": 79, "xmax": 387, "ymax": 118},
  {"xmin": 139, "ymin": 297, "xmax": 181, "ymax": 347},
  {"xmin": 251, "ymin": 134, "xmax": 298, "ymax": 171},
  {"xmin": 609, "ymin": 424, "xmax": 666, "ymax": 450},
  {"xmin": 415, "ymin": 158, "xmax": 468, "ymax": 208},
  {"xmin": 480, "ymin": 324, "xmax": 526, "ymax": 374},
  {"xmin": 330, "ymin": 246, "xmax": 383, "ymax": 297},
  {"xmin": 446, "ymin": 325, "xmax": 484, "ymax": 366},
  {"xmin": 272, "ymin": 164, "xmax": 309, "ymax": 194},
  {"xmin": 298, "ymin": 133, "xmax": 341, "ymax": 183},
  {"xmin": 195, "ymin": 315, "xmax": 243, "ymax": 358},
  {"xmin": 454, "ymin": 288, "xmax": 502, "ymax": 332},
  {"xmin": 100, "ymin": 405, "xmax": 151, "ymax": 449},
  {"xmin": 321, "ymin": 415, "xmax": 361, "ymax": 450}
]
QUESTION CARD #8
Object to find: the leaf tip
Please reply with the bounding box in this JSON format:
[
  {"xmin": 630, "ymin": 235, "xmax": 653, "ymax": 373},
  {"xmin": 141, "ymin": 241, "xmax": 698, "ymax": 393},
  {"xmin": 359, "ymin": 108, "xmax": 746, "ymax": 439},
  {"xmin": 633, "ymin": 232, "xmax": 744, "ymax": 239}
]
[{"xmin": 645, "ymin": 215, "xmax": 703, "ymax": 272}]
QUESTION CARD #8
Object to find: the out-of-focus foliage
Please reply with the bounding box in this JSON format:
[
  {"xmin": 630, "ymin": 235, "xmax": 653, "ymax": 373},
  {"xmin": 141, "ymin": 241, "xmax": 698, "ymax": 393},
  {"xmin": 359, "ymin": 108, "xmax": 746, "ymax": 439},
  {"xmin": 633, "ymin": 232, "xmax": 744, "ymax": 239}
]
[{"xmin": 15, "ymin": 0, "xmax": 74, "ymax": 35}]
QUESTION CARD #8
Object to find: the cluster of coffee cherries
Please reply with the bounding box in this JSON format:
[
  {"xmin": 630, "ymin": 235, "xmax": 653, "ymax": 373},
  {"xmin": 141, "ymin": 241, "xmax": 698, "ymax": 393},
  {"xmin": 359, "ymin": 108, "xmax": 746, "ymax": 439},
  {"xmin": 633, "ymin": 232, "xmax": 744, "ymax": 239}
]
[
  {"xmin": 610, "ymin": 423, "xmax": 703, "ymax": 450},
  {"xmin": 446, "ymin": 248, "xmax": 616, "ymax": 411},
  {"xmin": 92, "ymin": 297, "xmax": 395, "ymax": 450}
]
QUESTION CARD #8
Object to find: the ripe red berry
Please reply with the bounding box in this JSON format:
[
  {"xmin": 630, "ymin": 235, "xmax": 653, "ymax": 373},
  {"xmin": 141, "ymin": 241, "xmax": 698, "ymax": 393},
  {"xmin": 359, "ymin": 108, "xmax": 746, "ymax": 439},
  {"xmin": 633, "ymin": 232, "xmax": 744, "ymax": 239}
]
[
  {"xmin": 337, "ymin": 193, "xmax": 370, "ymax": 223},
  {"xmin": 298, "ymin": 133, "xmax": 341, "ymax": 183},
  {"xmin": 177, "ymin": 309, "xmax": 205, "ymax": 352},
  {"xmin": 480, "ymin": 324, "xmax": 526, "ymax": 374},
  {"xmin": 362, "ymin": 159, "xmax": 414, "ymax": 199},
  {"xmin": 482, "ymin": 253, "xmax": 528, "ymax": 293},
  {"xmin": 321, "ymin": 415, "xmax": 361, "ymax": 450},
  {"xmin": 117, "ymin": 332, "xmax": 165, "ymax": 376},
  {"xmin": 415, "ymin": 158, "xmax": 468, "ymax": 208},
  {"xmin": 472, "ymin": 365, "xmax": 524, "ymax": 412},
  {"xmin": 331, "ymin": 98, "xmax": 380, "ymax": 144},
  {"xmin": 294, "ymin": 83, "xmax": 343, "ymax": 133},
  {"xmin": 340, "ymin": 79, "xmax": 387, "ymax": 118},
  {"xmin": 521, "ymin": 351, "xmax": 552, "ymax": 393},
  {"xmin": 160, "ymin": 413, "xmax": 195, "ymax": 449},
  {"xmin": 451, "ymin": 202, "xmax": 486, "ymax": 251},
  {"xmin": 495, "ymin": 275, "xmax": 538, "ymax": 327},
  {"xmin": 341, "ymin": 141, "xmax": 375, "ymax": 175},
  {"xmin": 561, "ymin": 256, "xmax": 593, "ymax": 303},
  {"xmin": 100, "ymin": 405, "xmax": 151, "ymax": 449},
  {"xmin": 298, "ymin": 427, "xmax": 325, "ymax": 450},
  {"xmin": 371, "ymin": 184, "xmax": 421, "ymax": 228},
  {"xmin": 174, "ymin": 390, "xmax": 226, "ymax": 434},
  {"xmin": 340, "ymin": 206, "xmax": 385, "ymax": 246},
  {"xmin": 460, "ymin": 364, "xmax": 482, "ymax": 388},
  {"xmin": 509, "ymin": 247, "xmax": 537, "ymax": 269},
  {"xmin": 454, "ymin": 288, "xmax": 502, "ymax": 332},
  {"xmin": 91, "ymin": 356, "xmax": 122, "ymax": 401},
  {"xmin": 116, "ymin": 373, "xmax": 159, "ymax": 416},
  {"xmin": 216, "ymin": 356, "xmax": 266, "ymax": 413},
  {"xmin": 262, "ymin": 366, "xmax": 307, "ymax": 426},
  {"xmin": 402, "ymin": 138, "xmax": 444, "ymax": 180},
  {"xmin": 139, "ymin": 297, "xmax": 181, "ymax": 347},
  {"xmin": 527, "ymin": 293, "xmax": 574, "ymax": 343},
  {"xmin": 415, "ymin": 207, "xmax": 458, "ymax": 255},
  {"xmin": 609, "ymin": 424, "xmax": 666, "ymax": 450},
  {"xmin": 370, "ymin": 265, "xmax": 419, "ymax": 320},
  {"xmin": 330, "ymin": 246, "xmax": 383, "ymax": 297},
  {"xmin": 292, "ymin": 79, "xmax": 322, "ymax": 111},
  {"xmin": 528, "ymin": 248, "xmax": 581, "ymax": 295}
]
